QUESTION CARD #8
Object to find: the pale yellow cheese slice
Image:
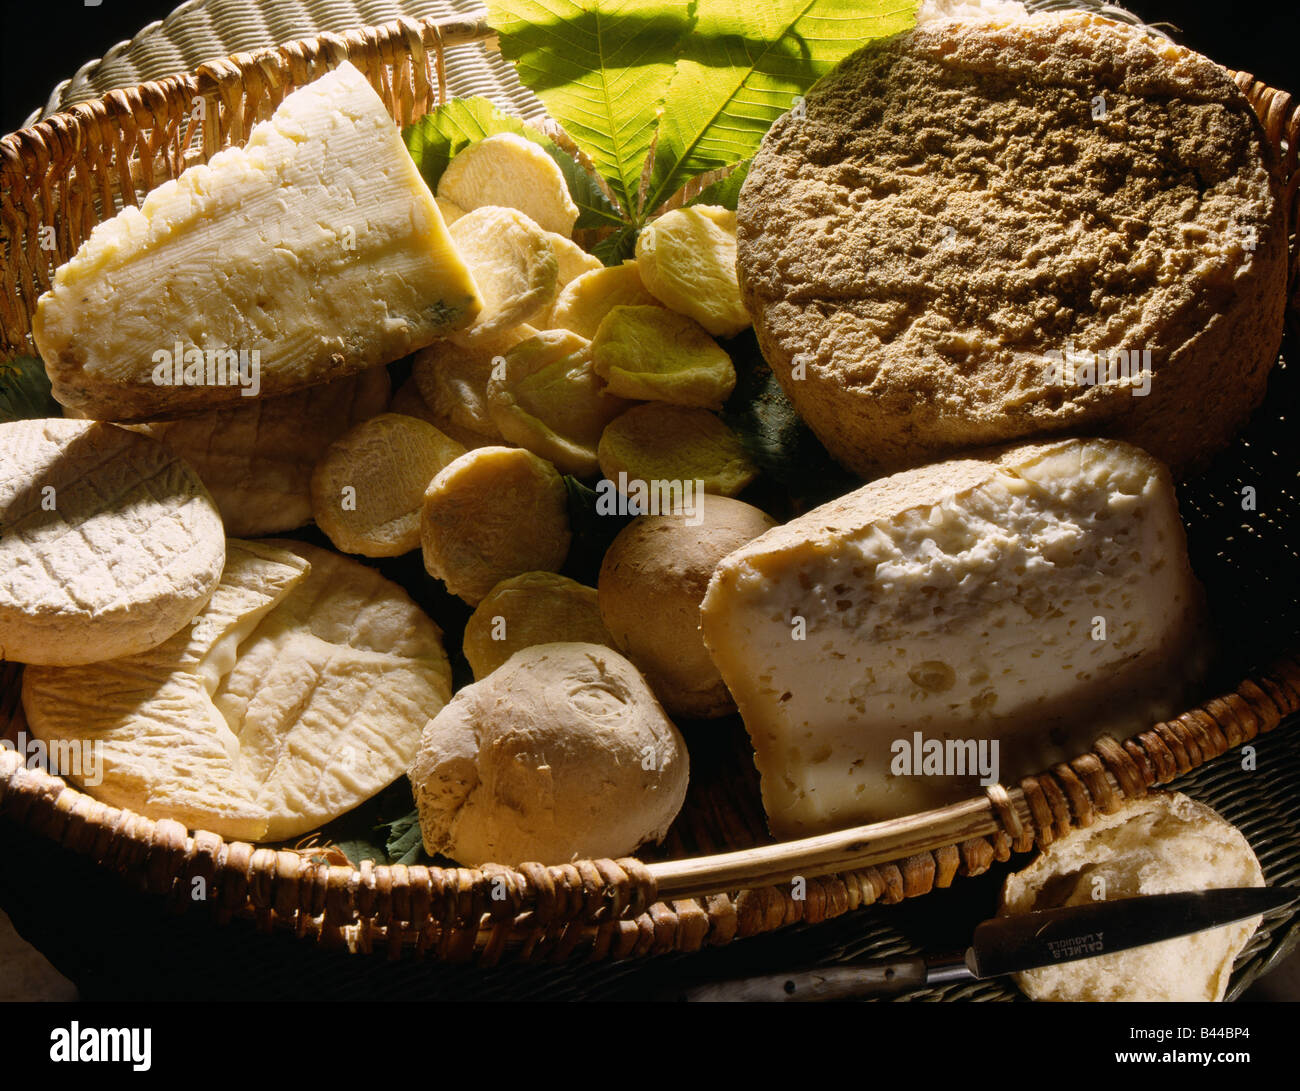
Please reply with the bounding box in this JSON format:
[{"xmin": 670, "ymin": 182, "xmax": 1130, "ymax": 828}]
[
  {"xmin": 33, "ymin": 61, "xmax": 481, "ymax": 420},
  {"xmin": 701, "ymin": 439, "xmax": 1210, "ymax": 837},
  {"xmin": 22, "ymin": 539, "xmax": 453, "ymax": 842},
  {"xmin": 22, "ymin": 541, "xmax": 310, "ymax": 839}
]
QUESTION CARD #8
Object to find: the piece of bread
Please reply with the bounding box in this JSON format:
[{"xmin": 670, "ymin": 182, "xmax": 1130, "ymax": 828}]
[
  {"xmin": 1000, "ymin": 792, "xmax": 1265, "ymax": 1002},
  {"xmin": 737, "ymin": 12, "xmax": 1287, "ymax": 476},
  {"xmin": 0, "ymin": 418, "xmax": 225, "ymax": 666},
  {"xmin": 409, "ymin": 642, "xmax": 688, "ymax": 865},
  {"xmin": 701, "ymin": 438, "xmax": 1210, "ymax": 836}
]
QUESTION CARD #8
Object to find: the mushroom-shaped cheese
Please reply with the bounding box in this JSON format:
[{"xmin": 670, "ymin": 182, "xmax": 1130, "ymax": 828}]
[
  {"xmin": 598, "ymin": 494, "xmax": 776, "ymax": 718},
  {"xmin": 410, "ymin": 642, "xmax": 689, "ymax": 865}
]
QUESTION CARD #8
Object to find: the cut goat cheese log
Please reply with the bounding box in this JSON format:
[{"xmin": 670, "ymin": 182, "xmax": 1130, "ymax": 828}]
[
  {"xmin": 700, "ymin": 439, "xmax": 1209, "ymax": 839},
  {"xmin": 33, "ymin": 61, "xmax": 481, "ymax": 421}
]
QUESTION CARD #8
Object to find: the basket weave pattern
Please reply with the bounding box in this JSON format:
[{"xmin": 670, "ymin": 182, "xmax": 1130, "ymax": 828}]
[{"xmin": 1, "ymin": 14, "xmax": 1299, "ymax": 965}]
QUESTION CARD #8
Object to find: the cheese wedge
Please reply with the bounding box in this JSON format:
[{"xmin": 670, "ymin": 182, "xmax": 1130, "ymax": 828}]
[
  {"xmin": 33, "ymin": 61, "xmax": 481, "ymax": 421},
  {"xmin": 700, "ymin": 439, "xmax": 1209, "ymax": 838}
]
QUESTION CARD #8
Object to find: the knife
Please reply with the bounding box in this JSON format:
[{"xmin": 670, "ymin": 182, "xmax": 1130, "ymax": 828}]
[{"xmin": 672, "ymin": 886, "xmax": 1299, "ymax": 1002}]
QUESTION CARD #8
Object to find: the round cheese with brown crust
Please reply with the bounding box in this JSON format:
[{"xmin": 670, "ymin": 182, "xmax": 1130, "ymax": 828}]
[{"xmin": 736, "ymin": 12, "xmax": 1287, "ymax": 476}]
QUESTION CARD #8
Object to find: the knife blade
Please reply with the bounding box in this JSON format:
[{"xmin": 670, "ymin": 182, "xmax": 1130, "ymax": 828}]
[{"xmin": 673, "ymin": 886, "xmax": 1299, "ymax": 1002}]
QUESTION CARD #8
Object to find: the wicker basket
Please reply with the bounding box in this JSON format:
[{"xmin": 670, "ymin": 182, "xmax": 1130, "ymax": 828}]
[{"xmin": 2, "ymin": 10, "xmax": 1300, "ymax": 980}]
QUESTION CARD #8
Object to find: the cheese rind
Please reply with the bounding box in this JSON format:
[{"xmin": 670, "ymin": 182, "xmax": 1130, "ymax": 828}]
[
  {"xmin": 0, "ymin": 418, "xmax": 225, "ymax": 665},
  {"xmin": 135, "ymin": 366, "xmax": 390, "ymax": 536},
  {"xmin": 22, "ymin": 539, "xmax": 453, "ymax": 841},
  {"xmin": 700, "ymin": 439, "xmax": 1209, "ymax": 838},
  {"xmin": 33, "ymin": 61, "xmax": 481, "ymax": 421},
  {"xmin": 21, "ymin": 541, "xmax": 311, "ymax": 840}
]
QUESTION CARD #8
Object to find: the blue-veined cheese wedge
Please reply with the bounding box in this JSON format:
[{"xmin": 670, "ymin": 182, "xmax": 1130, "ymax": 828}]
[
  {"xmin": 33, "ymin": 61, "xmax": 481, "ymax": 421},
  {"xmin": 700, "ymin": 438, "xmax": 1211, "ymax": 838}
]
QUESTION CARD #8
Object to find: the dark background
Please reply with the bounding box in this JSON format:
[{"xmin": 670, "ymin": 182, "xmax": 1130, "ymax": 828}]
[
  {"xmin": 1, "ymin": 0, "xmax": 1298, "ymax": 1010},
  {"xmin": 2, "ymin": 1, "xmax": 1300, "ymax": 135}
]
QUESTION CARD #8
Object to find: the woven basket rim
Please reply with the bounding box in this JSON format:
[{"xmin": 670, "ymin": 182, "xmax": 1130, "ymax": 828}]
[{"xmin": 2, "ymin": 10, "xmax": 1300, "ymax": 968}]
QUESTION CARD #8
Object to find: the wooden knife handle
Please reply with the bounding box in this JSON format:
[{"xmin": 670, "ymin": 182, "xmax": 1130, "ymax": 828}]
[{"xmin": 671, "ymin": 957, "xmax": 931, "ymax": 1002}]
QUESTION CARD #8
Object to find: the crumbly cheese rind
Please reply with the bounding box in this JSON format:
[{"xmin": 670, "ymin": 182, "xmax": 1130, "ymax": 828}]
[
  {"xmin": 737, "ymin": 13, "xmax": 1287, "ymax": 475},
  {"xmin": 700, "ymin": 438, "xmax": 1209, "ymax": 837},
  {"xmin": 33, "ymin": 61, "xmax": 481, "ymax": 421},
  {"xmin": 1001, "ymin": 792, "xmax": 1264, "ymax": 1002},
  {"xmin": 0, "ymin": 418, "xmax": 225, "ymax": 665}
]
